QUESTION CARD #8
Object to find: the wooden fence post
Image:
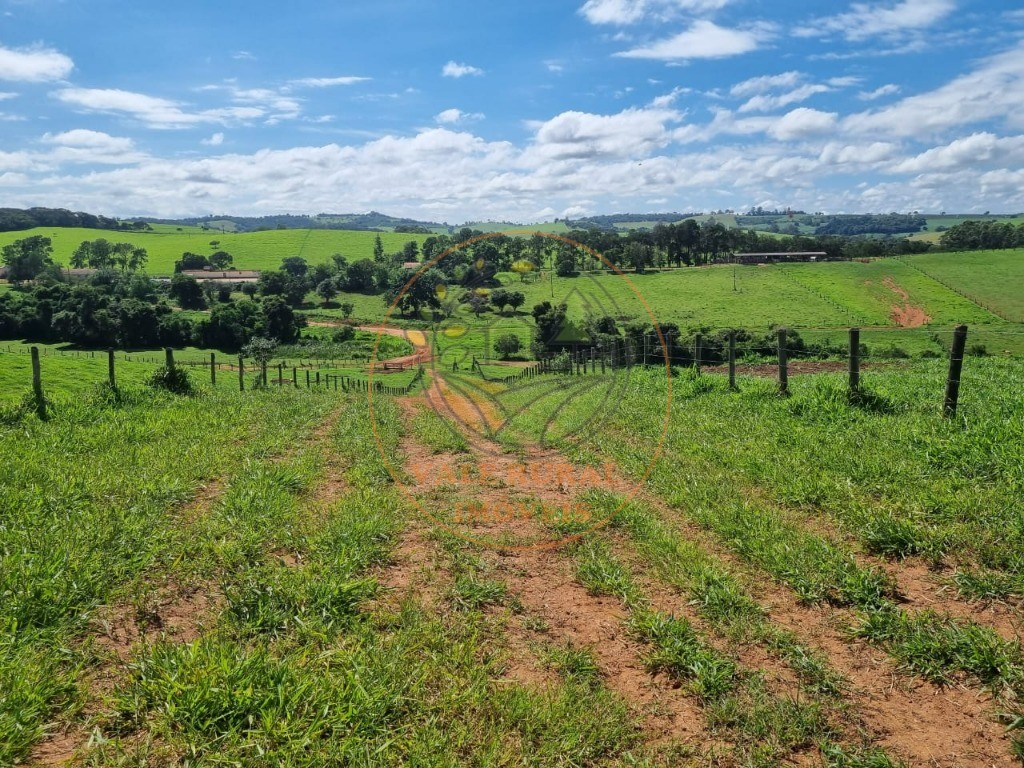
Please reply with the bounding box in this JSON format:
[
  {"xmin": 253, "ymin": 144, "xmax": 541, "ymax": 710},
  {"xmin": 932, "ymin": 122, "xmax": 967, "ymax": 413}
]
[
  {"xmin": 694, "ymin": 333, "xmax": 702, "ymax": 372},
  {"xmin": 306, "ymin": 369, "xmax": 310, "ymax": 388},
  {"xmin": 165, "ymin": 347, "xmax": 174, "ymax": 369},
  {"xmin": 943, "ymin": 325, "xmax": 968, "ymax": 418},
  {"xmin": 210, "ymin": 352, "xmax": 216, "ymax": 386},
  {"xmin": 292, "ymin": 367, "xmax": 297, "ymax": 388},
  {"xmin": 261, "ymin": 360, "xmax": 267, "ymax": 388},
  {"xmin": 848, "ymin": 327, "xmax": 860, "ymax": 392},
  {"xmin": 316, "ymin": 371, "xmax": 321, "ymax": 387},
  {"xmin": 728, "ymin": 331, "xmax": 736, "ymax": 391},
  {"xmin": 777, "ymin": 328, "xmax": 789, "ymax": 396},
  {"xmin": 31, "ymin": 346, "xmax": 43, "ymax": 401},
  {"xmin": 108, "ymin": 348, "xmax": 116, "ymax": 389},
  {"xmin": 238, "ymin": 356, "xmax": 244, "ymax": 391},
  {"xmin": 277, "ymin": 363, "xmax": 283, "ymax": 388}
]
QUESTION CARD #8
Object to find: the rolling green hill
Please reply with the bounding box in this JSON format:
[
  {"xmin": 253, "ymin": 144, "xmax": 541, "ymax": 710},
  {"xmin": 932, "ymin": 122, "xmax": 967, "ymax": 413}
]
[{"xmin": 0, "ymin": 227, "xmax": 431, "ymax": 275}]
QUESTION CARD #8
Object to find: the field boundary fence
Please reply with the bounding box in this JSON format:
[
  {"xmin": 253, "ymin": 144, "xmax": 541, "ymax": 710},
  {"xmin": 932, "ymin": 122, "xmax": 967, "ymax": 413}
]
[
  {"xmin": 6, "ymin": 322, "xmax": 1022, "ymax": 417},
  {"xmin": 461, "ymin": 324, "xmax": 1002, "ymax": 417},
  {"xmin": 0, "ymin": 344, "xmax": 375, "ymax": 371},
  {"xmin": 4, "ymin": 345, "xmax": 427, "ymax": 401}
]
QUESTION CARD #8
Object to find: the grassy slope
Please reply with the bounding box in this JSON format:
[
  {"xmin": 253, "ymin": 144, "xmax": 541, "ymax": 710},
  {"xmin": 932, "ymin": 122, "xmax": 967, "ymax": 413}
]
[
  {"xmin": 904, "ymin": 249, "xmax": 1024, "ymax": 322},
  {"xmin": 491, "ymin": 359, "xmax": 1024, "ymax": 754},
  {"xmin": 0, "ymin": 386, "xmax": 336, "ymax": 763},
  {"xmin": 318, "ymin": 252, "xmax": 1024, "ymax": 359},
  {"xmin": 781, "ymin": 259, "xmax": 999, "ymax": 326},
  {"xmin": 3, "ymin": 389, "xmax": 655, "ymax": 765},
  {"xmin": 0, "ymin": 227, "xmax": 430, "ymax": 275}
]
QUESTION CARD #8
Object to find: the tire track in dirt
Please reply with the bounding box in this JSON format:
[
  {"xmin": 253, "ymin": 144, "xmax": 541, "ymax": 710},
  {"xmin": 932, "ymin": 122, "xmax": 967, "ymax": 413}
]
[
  {"xmin": 515, "ymin": 413, "xmax": 1019, "ymax": 766},
  {"xmin": 616, "ymin": 489, "xmax": 1021, "ymax": 767},
  {"xmin": 373, "ymin": 403, "xmax": 459, "ymax": 611},
  {"xmin": 389, "ymin": 395, "xmax": 711, "ymax": 752},
  {"xmin": 766, "ymin": 491, "xmax": 1023, "ymax": 645}
]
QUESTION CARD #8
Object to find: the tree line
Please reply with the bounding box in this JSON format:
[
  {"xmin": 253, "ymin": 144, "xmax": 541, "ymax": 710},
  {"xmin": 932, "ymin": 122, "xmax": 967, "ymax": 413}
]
[
  {"xmin": 0, "ymin": 207, "xmax": 150, "ymax": 233},
  {"xmin": 0, "ymin": 270, "xmax": 302, "ymax": 352},
  {"xmin": 938, "ymin": 219, "xmax": 1024, "ymax": 251}
]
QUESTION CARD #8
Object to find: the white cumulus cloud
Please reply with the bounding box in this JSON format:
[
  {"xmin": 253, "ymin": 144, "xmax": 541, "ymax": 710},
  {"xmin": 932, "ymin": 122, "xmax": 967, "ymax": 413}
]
[
  {"xmin": 53, "ymin": 87, "xmax": 270, "ymax": 128},
  {"xmin": 769, "ymin": 108, "xmax": 838, "ymax": 140},
  {"xmin": 794, "ymin": 0, "xmax": 956, "ymax": 41},
  {"xmin": 435, "ymin": 108, "xmax": 484, "ymax": 124},
  {"xmin": 289, "ymin": 76, "xmax": 371, "ymax": 88},
  {"xmin": 739, "ymin": 84, "xmax": 833, "ymax": 113},
  {"xmin": 858, "ymin": 84, "xmax": 901, "ymax": 100},
  {"xmin": 615, "ymin": 20, "xmax": 766, "ymax": 60},
  {"xmin": 730, "ymin": 71, "xmax": 803, "ymax": 97},
  {"xmin": 578, "ymin": 0, "xmax": 732, "ymax": 25},
  {"xmin": 442, "ymin": 61, "xmax": 484, "ymax": 78},
  {"xmin": 0, "ymin": 43, "xmax": 73, "ymax": 82},
  {"xmin": 844, "ymin": 44, "xmax": 1024, "ymax": 138},
  {"xmin": 894, "ymin": 132, "xmax": 1024, "ymax": 173}
]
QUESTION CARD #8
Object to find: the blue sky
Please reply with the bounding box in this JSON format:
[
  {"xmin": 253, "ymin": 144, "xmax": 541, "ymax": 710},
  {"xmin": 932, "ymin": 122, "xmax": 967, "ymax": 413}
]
[{"xmin": 1, "ymin": 0, "xmax": 1023, "ymax": 221}]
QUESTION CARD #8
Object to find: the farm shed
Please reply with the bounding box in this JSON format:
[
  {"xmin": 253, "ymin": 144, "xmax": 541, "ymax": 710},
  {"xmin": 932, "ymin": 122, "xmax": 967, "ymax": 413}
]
[
  {"xmin": 731, "ymin": 251, "xmax": 829, "ymax": 264},
  {"xmin": 181, "ymin": 269, "xmax": 261, "ymax": 283}
]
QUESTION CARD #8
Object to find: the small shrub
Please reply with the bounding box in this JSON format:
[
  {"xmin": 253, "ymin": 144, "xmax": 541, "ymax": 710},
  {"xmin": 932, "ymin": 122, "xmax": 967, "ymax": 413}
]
[
  {"xmin": 494, "ymin": 333, "xmax": 523, "ymax": 360},
  {"xmin": 967, "ymin": 343, "xmax": 989, "ymax": 357},
  {"xmin": 147, "ymin": 365, "xmax": 196, "ymax": 395},
  {"xmin": 874, "ymin": 344, "xmax": 910, "ymax": 360},
  {"xmin": 332, "ymin": 325, "xmax": 355, "ymax": 343}
]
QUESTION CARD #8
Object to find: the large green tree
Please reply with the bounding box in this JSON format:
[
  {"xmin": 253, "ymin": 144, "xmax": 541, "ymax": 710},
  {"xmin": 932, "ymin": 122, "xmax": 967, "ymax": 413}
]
[
  {"xmin": 2, "ymin": 236, "xmax": 54, "ymax": 282},
  {"xmin": 169, "ymin": 273, "xmax": 207, "ymax": 309}
]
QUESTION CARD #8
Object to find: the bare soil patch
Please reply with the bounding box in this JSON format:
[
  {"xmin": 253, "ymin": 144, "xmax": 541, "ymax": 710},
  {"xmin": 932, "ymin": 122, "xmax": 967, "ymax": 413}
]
[{"xmin": 882, "ymin": 277, "xmax": 932, "ymax": 327}]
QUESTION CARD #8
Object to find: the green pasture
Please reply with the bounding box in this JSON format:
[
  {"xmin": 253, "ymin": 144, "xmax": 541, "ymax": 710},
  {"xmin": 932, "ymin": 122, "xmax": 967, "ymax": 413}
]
[
  {"xmin": 303, "ymin": 253, "xmax": 1024, "ymax": 359},
  {"xmin": 0, "ymin": 227, "xmax": 430, "ymax": 275},
  {"xmin": 903, "ymin": 249, "xmax": 1024, "ymax": 323},
  {"xmin": 0, "ymin": 331, "xmax": 418, "ymax": 404},
  {"xmin": 781, "ymin": 259, "xmax": 999, "ymax": 327}
]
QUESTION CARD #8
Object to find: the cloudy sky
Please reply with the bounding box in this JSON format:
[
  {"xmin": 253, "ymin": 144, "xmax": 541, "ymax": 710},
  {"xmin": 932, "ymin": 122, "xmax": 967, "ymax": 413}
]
[{"xmin": 1, "ymin": 0, "xmax": 1023, "ymax": 222}]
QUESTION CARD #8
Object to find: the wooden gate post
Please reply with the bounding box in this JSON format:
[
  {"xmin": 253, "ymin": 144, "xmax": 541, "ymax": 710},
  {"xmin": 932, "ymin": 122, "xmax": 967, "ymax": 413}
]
[
  {"xmin": 108, "ymin": 348, "xmax": 116, "ymax": 389},
  {"xmin": 210, "ymin": 352, "xmax": 216, "ymax": 386},
  {"xmin": 238, "ymin": 356, "xmax": 244, "ymax": 391}
]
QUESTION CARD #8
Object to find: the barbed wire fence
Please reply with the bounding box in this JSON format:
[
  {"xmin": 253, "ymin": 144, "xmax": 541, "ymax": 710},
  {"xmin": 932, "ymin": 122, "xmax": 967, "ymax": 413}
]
[
  {"xmin": 5, "ymin": 323, "xmax": 1023, "ymax": 417},
  {"xmin": 2, "ymin": 345, "xmax": 425, "ymax": 400}
]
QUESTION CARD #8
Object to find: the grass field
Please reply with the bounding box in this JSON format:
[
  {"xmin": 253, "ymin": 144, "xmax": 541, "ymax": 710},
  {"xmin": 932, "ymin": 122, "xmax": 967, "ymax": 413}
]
[
  {"xmin": 299, "ymin": 250, "xmax": 1024, "ymax": 360},
  {"xmin": 0, "ymin": 227, "xmax": 430, "ymax": 275},
  {"xmin": 3, "ymin": 324, "xmax": 1024, "ymax": 764},
  {"xmin": 0, "ymin": 330, "xmax": 416, "ymax": 404},
  {"xmin": 901, "ymin": 250, "xmax": 1024, "ymax": 323}
]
